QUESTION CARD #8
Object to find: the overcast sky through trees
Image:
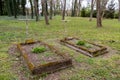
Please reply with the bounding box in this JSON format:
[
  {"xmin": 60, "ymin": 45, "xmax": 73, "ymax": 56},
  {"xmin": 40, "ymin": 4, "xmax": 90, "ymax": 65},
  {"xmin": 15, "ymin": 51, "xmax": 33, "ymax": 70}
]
[{"xmin": 25, "ymin": 0, "xmax": 119, "ymax": 10}]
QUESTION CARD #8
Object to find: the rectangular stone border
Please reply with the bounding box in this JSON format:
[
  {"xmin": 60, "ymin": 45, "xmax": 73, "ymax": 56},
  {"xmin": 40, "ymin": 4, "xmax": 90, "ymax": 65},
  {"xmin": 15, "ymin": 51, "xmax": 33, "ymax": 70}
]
[
  {"xmin": 60, "ymin": 37, "xmax": 108, "ymax": 57},
  {"xmin": 17, "ymin": 40, "xmax": 72, "ymax": 75}
]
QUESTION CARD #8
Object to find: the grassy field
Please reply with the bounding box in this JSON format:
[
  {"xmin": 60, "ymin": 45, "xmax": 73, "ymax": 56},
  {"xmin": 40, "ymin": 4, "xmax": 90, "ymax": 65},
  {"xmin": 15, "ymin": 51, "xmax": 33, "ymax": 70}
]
[{"xmin": 0, "ymin": 16, "xmax": 120, "ymax": 80}]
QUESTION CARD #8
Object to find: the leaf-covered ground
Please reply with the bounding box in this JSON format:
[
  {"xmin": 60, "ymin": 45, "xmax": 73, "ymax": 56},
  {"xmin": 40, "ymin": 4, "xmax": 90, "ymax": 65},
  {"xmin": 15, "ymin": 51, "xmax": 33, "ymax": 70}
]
[{"xmin": 0, "ymin": 16, "xmax": 120, "ymax": 80}]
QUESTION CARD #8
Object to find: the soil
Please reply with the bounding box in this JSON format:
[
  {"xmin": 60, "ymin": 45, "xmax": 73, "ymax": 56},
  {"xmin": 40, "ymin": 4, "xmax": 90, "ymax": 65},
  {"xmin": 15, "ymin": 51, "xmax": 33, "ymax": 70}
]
[{"xmin": 8, "ymin": 44, "xmax": 19, "ymax": 56}]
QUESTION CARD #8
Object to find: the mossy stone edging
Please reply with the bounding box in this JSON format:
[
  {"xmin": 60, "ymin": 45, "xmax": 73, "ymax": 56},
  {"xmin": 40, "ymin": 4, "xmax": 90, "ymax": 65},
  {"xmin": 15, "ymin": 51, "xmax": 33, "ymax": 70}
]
[
  {"xmin": 17, "ymin": 40, "xmax": 72, "ymax": 75},
  {"xmin": 60, "ymin": 37, "xmax": 108, "ymax": 57}
]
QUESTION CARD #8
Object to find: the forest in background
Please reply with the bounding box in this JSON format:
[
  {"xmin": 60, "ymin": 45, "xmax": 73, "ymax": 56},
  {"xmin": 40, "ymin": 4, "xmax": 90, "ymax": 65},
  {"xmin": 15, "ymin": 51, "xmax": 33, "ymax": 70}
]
[{"xmin": 0, "ymin": 0, "xmax": 120, "ymax": 27}]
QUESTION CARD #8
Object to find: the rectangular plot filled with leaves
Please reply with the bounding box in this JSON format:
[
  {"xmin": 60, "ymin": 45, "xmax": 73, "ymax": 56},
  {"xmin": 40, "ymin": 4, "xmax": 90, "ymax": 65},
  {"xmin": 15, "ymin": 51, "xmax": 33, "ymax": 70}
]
[
  {"xmin": 60, "ymin": 37, "xmax": 108, "ymax": 57},
  {"xmin": 17, "ymin": 40, "xmax": 72, "ymax": 75}
]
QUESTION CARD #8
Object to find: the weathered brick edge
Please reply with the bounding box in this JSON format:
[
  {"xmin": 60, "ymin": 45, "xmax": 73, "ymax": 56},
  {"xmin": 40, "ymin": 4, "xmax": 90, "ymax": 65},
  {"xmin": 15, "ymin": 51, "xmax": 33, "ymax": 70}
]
[{"xmin": 17, "ymin": 40, "xmax": 72, "ymax": 75}]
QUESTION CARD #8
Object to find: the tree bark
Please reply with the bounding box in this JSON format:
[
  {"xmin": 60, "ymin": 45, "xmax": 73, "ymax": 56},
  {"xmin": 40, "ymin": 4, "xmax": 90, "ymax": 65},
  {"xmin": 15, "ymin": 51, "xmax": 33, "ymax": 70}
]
[
  {"xmin": 5, "ymin": 0, "xmax": 12, "ymax": 16},
  {"xmin": 101, "ymin": 0, "xmax": 108, "ymax": 19},
  {"xmin": 43, "ymin": 0, "xmax": 49, "ymax": 25},
  {"xmin": 41, "ymin": 1, "xmax": 44, "ymax": 16},
  {"xmin": 89, "ymin": 0, "xmax": 94, "ymax": 21},
  {"xmin": 12, "ymin": 0, "xmax": 17, "ymax": 18},
  {"xmin": 34, "ymin": 0, "xmax": 39, "ymax": 21},
  {"xmin": 0, "ymin": 0, "xmax": 3, "ymax": 15},
  {"xmin": 49, "ymin": 0, "xmax": 53, "ymax": 20},
  {"xmin": 53, "ymin": 2, "xmax": 56, "ymax": 16},
  {"xmin": 62, "ymin": 0, "xmax": 66, "ymax": 20},
  {"xmin": 21, "ymin": 0, "xmax": 26, "ymax": 16},
  {"xmin": 73, "ymin": 0, "xmax": 77, "ymax": 16},
  {"xmin": 71, "ymin": 0, "xmax": 74, "ymax": 16},
  {"xmin": 77, "ymin": 0, "xmax": 81, "ymax": 16},
  {"xmin": 29, "ymin": 0, "xmax": 34, "ymax": 19},
  {"xmin": 96, "ymin": 0, "xmax": 102, "ymax": 27},
  {"xmin": 16, "ymin": 0, "xmax": 21, "ymax": 15},
  {"xmin": 46, "ymin": 1, "xmax": 49, "ymax": 15},
  {"xmin": 118, "ymin": 0, "xmax": 120, "ymax": 21}
]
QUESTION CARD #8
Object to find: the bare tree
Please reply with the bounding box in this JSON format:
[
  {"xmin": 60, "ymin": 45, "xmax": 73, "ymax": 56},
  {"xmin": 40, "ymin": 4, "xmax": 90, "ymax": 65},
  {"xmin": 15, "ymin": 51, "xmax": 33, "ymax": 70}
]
[
  {"xmin": 96, "ymin": 0, "xmax": 102, "ymax": 27},
  {"xmin": 41, "ymin": 1, "xmax": 44, "ymax": 16},
  {"xmin": 29, "ymin": 0, "xmax": 34, "ymax": 19},
  {"xmin": 89, "ymin": 0, "xmax": 95, "ymax": 21},
  {"xmin": 0, "ymin": 0, "xmax": 3, "ymax": 15},
  {"xmin": 21, "ymin": 0, "xmax": 26, "ymax": 16},
  {"xmin": 71, "ymin": 0, "xmax": 75, "ymax": 16},
  {"xmin": 101, "ymin": 0, "xmax": 109, "ymax": 18},
  {"xmin": 77, "ymin": 0, "xmax": 82, "ymax": 16},
  {"xmin": 49, "ymin": 0, "xmax": 53, "ymax": 20},
  {"xmin": 73, "ymin": 0, "xmax": 78, "ymax": 16},
  {"xmin": 43, "ymin": 0, "xmax": 49, "ymax": 25},
  {"xmin": 118, "ymin": 0, "xmax": 120, "ymax": 21},
  {"xmin": 34, "ymin": 0, "xmax": 39, "ymax": 21},
  {"xmin": 12, "ymin": 0, "xmax": 17, "ymax": 18},
  {"xmin": 59, "ymin": 0, "xmax": 63, "ymax": 14},
  {"xmin": 62, "ymin": 0, "xmax": 66, "ymax": 20}
]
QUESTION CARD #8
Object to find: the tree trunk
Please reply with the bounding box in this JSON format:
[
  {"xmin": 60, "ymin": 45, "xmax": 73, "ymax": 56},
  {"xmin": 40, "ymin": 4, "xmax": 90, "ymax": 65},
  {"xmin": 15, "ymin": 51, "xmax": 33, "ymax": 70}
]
[
  {"xmin": 0, "ymin": 0, "xmax": 3, "ymax": 15},
  {"xmin": 62, "ymin": 0, "xmax": 66, "ymax": 20},
  {"xmin": 43, "ymin": 0, "xmax": 49, "ymax": 25},
  {"xmin": 34, "ymin": 0, "xmax": 39, "ymax": 21},
  {"xmin": 118, "ymin": 0, "xmax": 120, "ymax": 21},
  {"xmin": 16, "ymin": 0, "xmax": 20, "ymax": 15},
  {"xmin": 77, "ymin": 0, "xmax": 81, "ymax": 17},
  {"xmin": 46, "ymin": 2, "xmax": 49, "ymax": 15},
  {"xmin": 89, "ymin": 0, "xmax": 94, "ymax": 21},
  {"xmin": 12, "ymin": 0, "xmax": 17, "ymax": 18},
  {"xmin": 49, "ymin": 0, "xmax": 53, "ymax": 20},
  {"xmin": 73, "ymin": 0, "xmax": 77, "ymax": 16},
  {"xmin": 96, "ymin": 0, "xmax": 102, "ymax": 27},
  {"xmin": 6, "ymin": 0, "xmax": 12, "ymax": 16},
  {"xmin": 21, "ymin": 0, "xmax": 26, "ymax": 16},
  {"xmin": 29, "ymin": 0, "xmax": 34, "ymax": 19},
  {"xmin": 101, "ymin": 11, "xmax": 105, "ymax": 19},
  {"xmin": 101, "ymin": 0, "xmax": 108, "ymax": 19},
  {"xmin": 41, "ymin": 2, "xmax": 44, "ymax": 16},
  {"xmin": 71, "ymin": 0, "xmax": 74, "ymax": 16},
  {"xmin": 60, "ymin": 0, "xmax": 63, "ymax": 15},
  {"xmin": 53, "ymin": 2, "xmax": 56, "ymax": 16}
]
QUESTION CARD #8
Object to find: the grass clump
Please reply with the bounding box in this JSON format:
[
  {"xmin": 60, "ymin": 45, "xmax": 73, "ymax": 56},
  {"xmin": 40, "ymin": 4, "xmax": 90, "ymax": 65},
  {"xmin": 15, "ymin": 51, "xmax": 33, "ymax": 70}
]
[
  {"xmin": 76, "ymin": 40, "xmax": 93, "ymax": 48},
  {"xmin": 76, "ymin": 40, "xmax": 86, "ymax": 46},
  {"xmin": 32, "ymin": 46, "xmax": 46, "ymax": 53}
]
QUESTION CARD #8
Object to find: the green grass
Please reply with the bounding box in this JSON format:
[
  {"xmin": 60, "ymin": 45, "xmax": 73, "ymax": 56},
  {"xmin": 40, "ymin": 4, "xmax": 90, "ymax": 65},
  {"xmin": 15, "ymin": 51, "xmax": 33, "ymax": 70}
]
[
  {"xmin": 0, "ymin": 16, "xmax": 120, "ymax": 80},
  {"xmin": 32, "ymin": 46, "xmax": 46, "ymax": 53},
  {"xmin": 76, "ymin": 40, "xmax": 86, "ymax": 46}
]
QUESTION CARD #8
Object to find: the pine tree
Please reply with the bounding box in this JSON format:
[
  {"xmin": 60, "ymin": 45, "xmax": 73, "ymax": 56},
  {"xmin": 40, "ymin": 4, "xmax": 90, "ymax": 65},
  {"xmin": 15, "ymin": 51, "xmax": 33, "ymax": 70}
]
[{"xmin": 104, "ymin": 0, "xmax": 115, "ymax": 19}]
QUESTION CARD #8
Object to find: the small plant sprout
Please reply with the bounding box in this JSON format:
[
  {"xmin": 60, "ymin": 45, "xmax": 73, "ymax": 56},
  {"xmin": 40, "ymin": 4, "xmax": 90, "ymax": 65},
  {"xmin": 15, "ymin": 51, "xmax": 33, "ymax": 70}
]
[{"xmin": 32, "ymin": 46, "xmax": 46, "ymax": 53}]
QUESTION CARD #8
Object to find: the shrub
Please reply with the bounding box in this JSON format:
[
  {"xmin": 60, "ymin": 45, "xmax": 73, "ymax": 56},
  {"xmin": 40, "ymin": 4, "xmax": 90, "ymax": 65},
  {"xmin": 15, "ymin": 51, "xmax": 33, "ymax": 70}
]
[
  {"xmin": 85, "ymin": 10, "xmax": 91, "ymax": 17},
  {"xmin": 114, "ymin": 12, "xmax": 119, "ymax": 19},
  {"xmin": 104, "ymin": 0, "xmax": 115, "ymax": 19},
  {"xmin": 76, "ymin": 41, "xmax": 85, "ymax": 46},
  {"xmin": 32, "ymin": 46, "xmax": 46, "ymax": 53},
  {"xmin": 81, "ymin": 7, "xmax": 86, "ymax": 17}
]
